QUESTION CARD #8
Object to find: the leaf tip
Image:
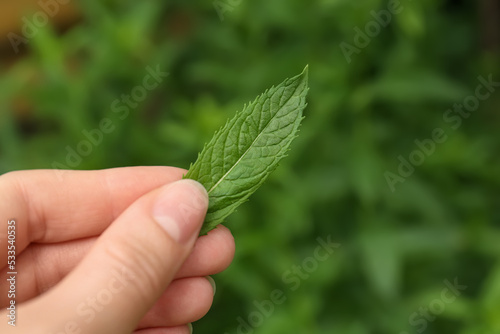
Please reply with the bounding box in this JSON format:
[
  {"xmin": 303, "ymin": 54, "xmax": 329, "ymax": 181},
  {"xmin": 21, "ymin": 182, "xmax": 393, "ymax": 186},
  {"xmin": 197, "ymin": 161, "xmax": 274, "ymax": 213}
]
[{"xmin": 302, "ymin": 65, "xmax": 309, "ymax": 80}]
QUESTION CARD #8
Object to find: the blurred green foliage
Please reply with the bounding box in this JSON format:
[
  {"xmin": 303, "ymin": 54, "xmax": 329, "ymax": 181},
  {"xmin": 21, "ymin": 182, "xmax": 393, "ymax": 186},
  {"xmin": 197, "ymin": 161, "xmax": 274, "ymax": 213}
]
[{"xmin": 1, "ymin": 0, "xmax": 500, "ymax": 333}]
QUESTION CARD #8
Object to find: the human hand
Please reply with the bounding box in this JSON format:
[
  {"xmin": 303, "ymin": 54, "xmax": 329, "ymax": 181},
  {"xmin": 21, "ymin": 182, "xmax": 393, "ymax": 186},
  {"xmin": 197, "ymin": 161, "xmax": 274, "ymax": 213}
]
[{"xmin": 0, "ymin": 167, "xmax": 235, "ymax": 333}]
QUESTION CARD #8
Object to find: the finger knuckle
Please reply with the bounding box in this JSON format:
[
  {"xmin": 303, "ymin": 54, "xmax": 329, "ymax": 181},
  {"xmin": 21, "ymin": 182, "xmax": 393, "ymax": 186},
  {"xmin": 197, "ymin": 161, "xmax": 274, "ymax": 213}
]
[{"xmin": 102, "ymin": 236, "xmax": 166, "ymax": 303}]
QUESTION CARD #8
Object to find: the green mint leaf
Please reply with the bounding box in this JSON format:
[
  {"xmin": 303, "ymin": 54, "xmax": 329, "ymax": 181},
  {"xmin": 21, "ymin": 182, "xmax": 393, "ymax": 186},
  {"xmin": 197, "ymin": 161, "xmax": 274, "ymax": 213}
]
[{"xmin": 185, "ymin": 66, "xmax": 309, "ymax": 235}]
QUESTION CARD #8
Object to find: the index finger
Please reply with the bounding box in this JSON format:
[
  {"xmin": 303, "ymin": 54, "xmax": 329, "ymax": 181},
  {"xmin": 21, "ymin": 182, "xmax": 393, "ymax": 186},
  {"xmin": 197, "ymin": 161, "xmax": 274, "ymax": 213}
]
[{"xmin": 0, "ymin": 166, "xmax": 186, "ymax": 265}]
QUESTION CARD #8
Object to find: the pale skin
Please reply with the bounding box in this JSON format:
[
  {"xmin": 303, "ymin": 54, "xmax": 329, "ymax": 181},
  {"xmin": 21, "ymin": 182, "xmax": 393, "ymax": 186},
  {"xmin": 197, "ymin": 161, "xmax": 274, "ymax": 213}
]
[{"xmin": 0, "ymin": 167, "xmax": 235, "ymax": 333}]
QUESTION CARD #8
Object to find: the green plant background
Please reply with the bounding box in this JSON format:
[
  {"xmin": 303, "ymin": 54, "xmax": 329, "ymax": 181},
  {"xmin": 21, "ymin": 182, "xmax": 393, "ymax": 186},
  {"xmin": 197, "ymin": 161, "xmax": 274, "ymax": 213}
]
[{"xmin": 1, "ymin": 1, "xmax": 499, "ymax": 333}]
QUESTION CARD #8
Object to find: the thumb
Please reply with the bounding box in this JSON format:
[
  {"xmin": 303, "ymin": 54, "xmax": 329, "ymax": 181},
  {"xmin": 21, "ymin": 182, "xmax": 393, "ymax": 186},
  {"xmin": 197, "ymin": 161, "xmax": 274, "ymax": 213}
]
[{"xmin": 23, "ymin": 179, "xmax": 208, "ymax": 334}]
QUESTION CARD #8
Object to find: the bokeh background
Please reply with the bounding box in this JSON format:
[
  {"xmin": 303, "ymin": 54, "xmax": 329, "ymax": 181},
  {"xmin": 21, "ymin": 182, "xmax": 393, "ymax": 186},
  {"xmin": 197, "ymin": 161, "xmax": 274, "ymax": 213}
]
[{"xmin": 1, "ymin": 0, "xmax": 500, "ymax": 333}]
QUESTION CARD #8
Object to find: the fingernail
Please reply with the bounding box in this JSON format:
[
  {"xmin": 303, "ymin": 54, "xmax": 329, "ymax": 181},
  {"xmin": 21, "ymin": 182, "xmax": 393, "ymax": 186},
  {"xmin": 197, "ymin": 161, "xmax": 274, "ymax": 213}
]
[
  {"xmin": 188, "ymin": 323, "xmax": 193, "ymax": 333},
  {"xmin": 206, "ymin": 276, "xmax": 216, "ymax": 296},
  {"xmin": 153, "ymin": 180, "xmax": 208, "ymax": 243}
]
